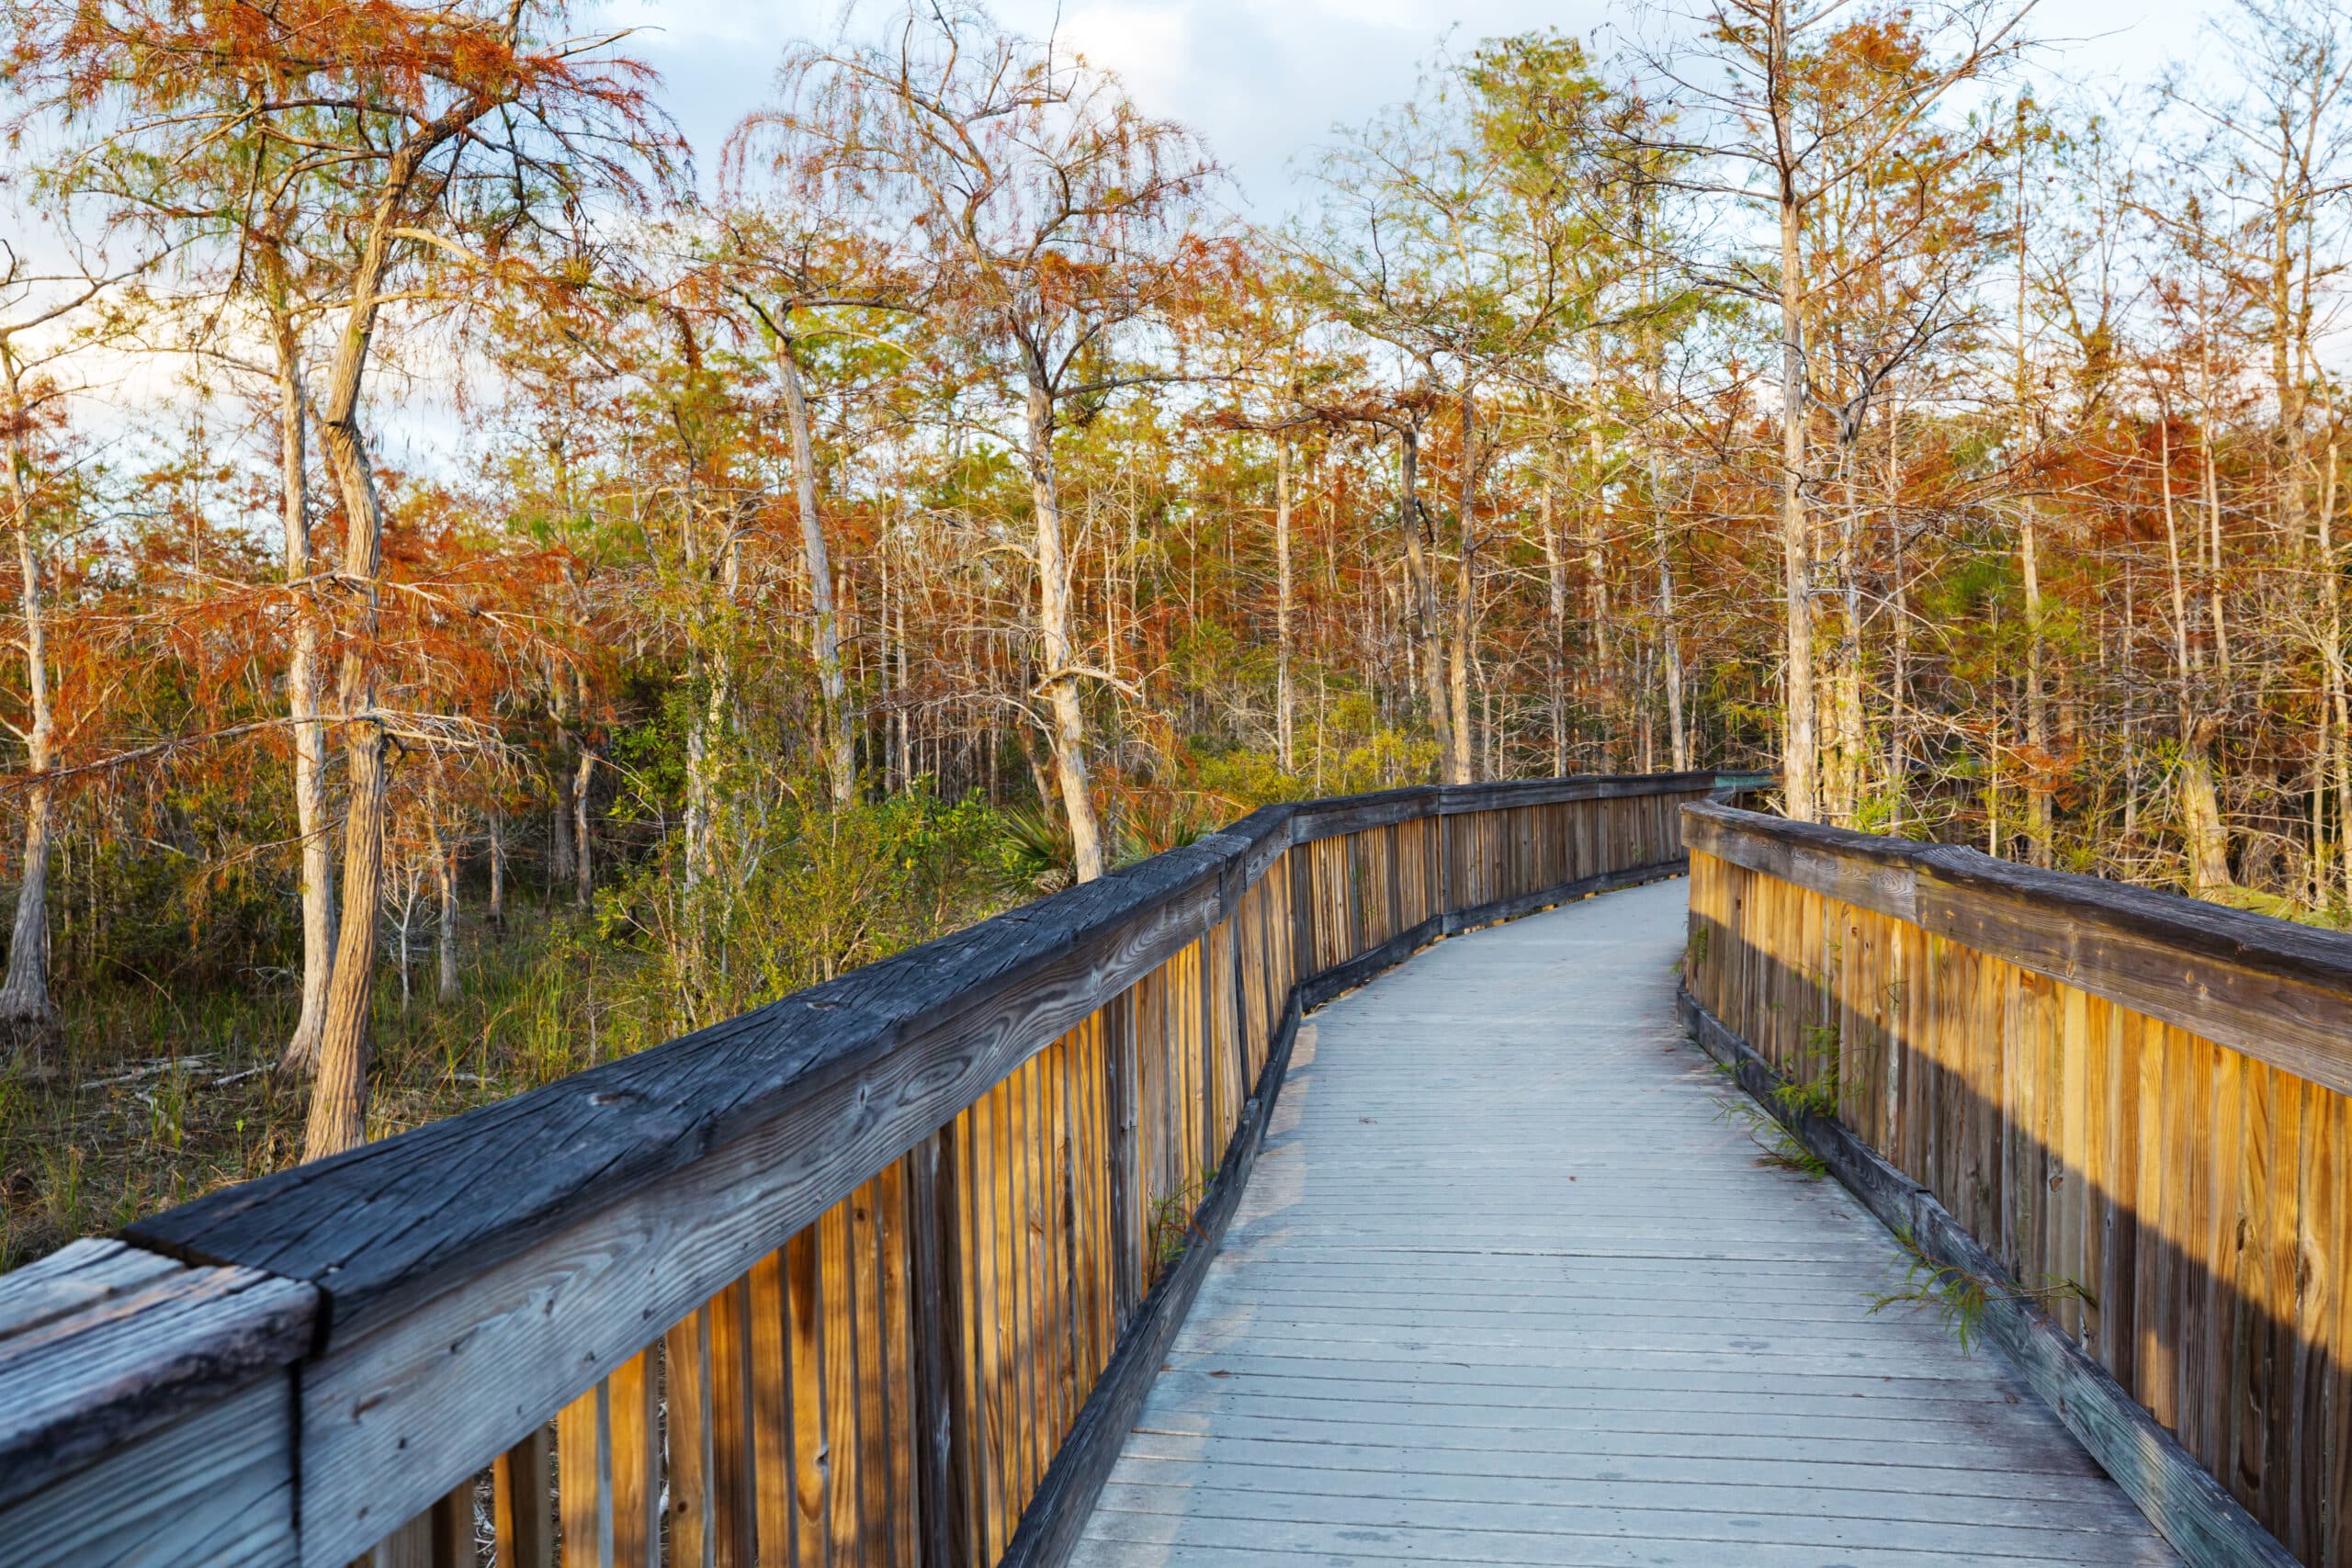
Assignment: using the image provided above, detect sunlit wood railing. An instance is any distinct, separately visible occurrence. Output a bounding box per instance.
[1682,804,2346,1568]
[0,772,1756,1568]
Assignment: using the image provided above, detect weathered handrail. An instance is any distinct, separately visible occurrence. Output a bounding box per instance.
[1681,804,2346,1568]
[0,771,1759,1568]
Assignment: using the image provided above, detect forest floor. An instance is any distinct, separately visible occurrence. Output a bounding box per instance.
[0,897,635,1270]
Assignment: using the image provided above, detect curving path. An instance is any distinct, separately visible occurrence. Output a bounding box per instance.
[1073,875,2181,1567]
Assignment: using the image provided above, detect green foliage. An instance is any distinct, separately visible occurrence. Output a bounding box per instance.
[1771,1018,1844,1122]
[1708,1066,1829,1179]
[1149,1165,1218,1269]
[601,781,1006,1046]
[993,801,1076,897]
[1868,1226,2091,1354]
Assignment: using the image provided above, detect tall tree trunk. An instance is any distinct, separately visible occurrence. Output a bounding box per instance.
[548,662,575,885]
[2158,414,2232,896]
[1448,386,1477,784]
[430,804,458,1004]
[1656,491,1688,773]
[1393,421,1455,779]
[0,353,54,1038]
[775,331,854,806]
[1275,433,1295,772]
[2013,151,2052,866]
[572,669,594,908]
[268,275,336,1072]
[1023,380,1106,881]
[1584,415,1611,767]
[486,809,506,936]
[1887,400,1909,832]
[307,137,448,1160]
[1771,15,1819,822]
[2321,445,2349,903]
[1640,266,1688,773]
[2019,502,2052,865]
[1541,470,1568,775]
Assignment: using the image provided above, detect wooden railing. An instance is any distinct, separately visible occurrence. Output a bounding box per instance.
[1681,804,2351,1568]
[0,772,1757,1568]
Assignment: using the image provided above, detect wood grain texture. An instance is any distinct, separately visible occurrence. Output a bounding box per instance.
[1680,983,2291,1568]
[1683,830,2344,1568]
[0,1238,314,1510]
[1684,804,2352,1094]
[0,1370,298,1568]
[996,1010,1308,1568]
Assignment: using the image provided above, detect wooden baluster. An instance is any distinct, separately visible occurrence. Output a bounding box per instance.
[557,1377,605,1568]
[662,1309,712,1568]
[709,1277,760,1568]
[878,1156,919,1568]
[747,1249,795,1565]
[1104,991,1140,1330]
[494,1427,556,1568]
[849,1179,888,1562]
[373,1482,473,1568]
[786,1223,831,1563]
[608,1350,658,1568]
[909,1127,971,1568]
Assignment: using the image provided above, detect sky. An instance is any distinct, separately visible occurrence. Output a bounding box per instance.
[609,0,2226,219]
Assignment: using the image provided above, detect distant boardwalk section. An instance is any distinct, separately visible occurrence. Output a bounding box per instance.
[1075,879,2181,1566]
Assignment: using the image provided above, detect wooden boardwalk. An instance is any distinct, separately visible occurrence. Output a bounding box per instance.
[1074,876,2181,1567]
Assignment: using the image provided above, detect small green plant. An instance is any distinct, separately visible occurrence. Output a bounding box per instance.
[1868,1227,2091,1352]
[1148,1165,1218,1269]
[1771,1019,1842,1122]
[993,802,1077,897]
[1684,922,1710,971]
[1710,1087,1828,1179]
[146,1062,193,1152]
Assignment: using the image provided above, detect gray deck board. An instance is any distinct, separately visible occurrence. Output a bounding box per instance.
[1074,876,2180,1566]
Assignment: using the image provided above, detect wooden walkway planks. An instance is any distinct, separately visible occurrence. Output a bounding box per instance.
[1073,877,2181,1567]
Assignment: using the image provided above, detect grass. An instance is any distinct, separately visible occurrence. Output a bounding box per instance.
[0,896,639,1271]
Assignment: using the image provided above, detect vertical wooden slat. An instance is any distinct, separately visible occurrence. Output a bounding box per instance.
[663,1308,712,1568]
[749,1251,795,1568]
[909,1126,970,1568]
[787,1224,830,1567]
[878,1156,917,1568]
[822,1201,861,1559]
[557,1378,605,1568]
[2323,1087,2352,1568]
[607,1349,657,1568]
[851,1177,890,1562]
[2146,1021,2186,1434]
[1000,1062,1037,1511]
[2191,1043,2229,1476]
[377,1484,474,1568]
[495,1427,556,1568]
[708,1276,759,1568]
[2259,1066,2298,1533]
[2224,1055,2278,1519]
[972,1085,1010,1562]
[2103,1004,2142,1397]
[953,1105,990,1568]
[2285,1077,2333,1562]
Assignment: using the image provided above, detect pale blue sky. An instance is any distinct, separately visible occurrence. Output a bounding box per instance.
[608,0,2222,215]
